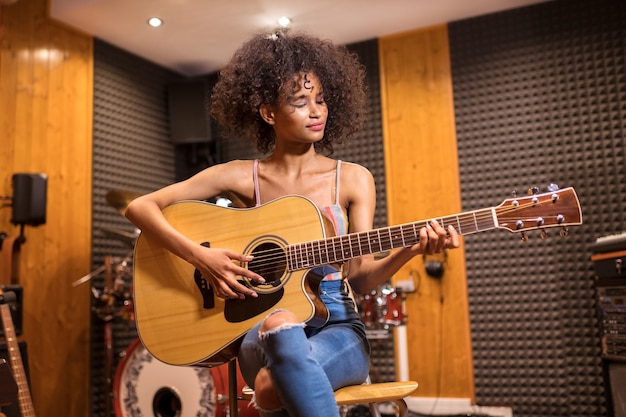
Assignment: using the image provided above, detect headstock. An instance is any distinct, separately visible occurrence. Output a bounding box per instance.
[495,185,582,239]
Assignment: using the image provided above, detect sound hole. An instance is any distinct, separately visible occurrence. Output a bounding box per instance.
[153,387,181,417]
[248,241,287,287]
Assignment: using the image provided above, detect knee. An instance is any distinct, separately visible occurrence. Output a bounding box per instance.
[260,310,299,333]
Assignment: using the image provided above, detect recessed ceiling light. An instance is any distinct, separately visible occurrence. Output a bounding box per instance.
[147,17,163,28]
[277,16,291,27]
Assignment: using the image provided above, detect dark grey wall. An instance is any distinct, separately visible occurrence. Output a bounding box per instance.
[450,0,625,416]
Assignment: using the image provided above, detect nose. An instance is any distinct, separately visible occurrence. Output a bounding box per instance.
[309,103,323,118]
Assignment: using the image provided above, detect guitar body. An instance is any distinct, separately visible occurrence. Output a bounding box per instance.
[134,196,332,366]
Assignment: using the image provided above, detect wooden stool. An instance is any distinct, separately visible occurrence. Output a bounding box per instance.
[334,380,418,417]
[236,364,418,417]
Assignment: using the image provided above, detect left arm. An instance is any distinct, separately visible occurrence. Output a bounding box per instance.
[341,163,459,294]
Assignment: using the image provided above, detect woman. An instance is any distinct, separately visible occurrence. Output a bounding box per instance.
[125,29,459,417]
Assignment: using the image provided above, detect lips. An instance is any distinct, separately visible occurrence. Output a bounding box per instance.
[308,122,325,131]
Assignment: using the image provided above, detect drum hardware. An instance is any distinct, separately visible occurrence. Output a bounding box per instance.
[73,254,135,322]
[92,255,134,323]
[99,226,140,248]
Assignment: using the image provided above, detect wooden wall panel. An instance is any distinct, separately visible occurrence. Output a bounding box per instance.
[379,25,475,400]
[0,1,93,416]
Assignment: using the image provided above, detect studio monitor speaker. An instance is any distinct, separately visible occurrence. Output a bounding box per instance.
[11,173,47,226]
[167,81,212,144]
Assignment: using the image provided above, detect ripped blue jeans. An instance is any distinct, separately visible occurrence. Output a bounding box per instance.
[238,278,370,417]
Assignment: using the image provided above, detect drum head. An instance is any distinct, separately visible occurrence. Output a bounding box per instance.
[114,339,217,417]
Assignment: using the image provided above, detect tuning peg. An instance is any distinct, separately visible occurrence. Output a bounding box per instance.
[527,187,540,195]
[512,190,518,198]
[520,232,528,242]
[547,183,559,192]
[559,228,570,237]
[539,230,549,239]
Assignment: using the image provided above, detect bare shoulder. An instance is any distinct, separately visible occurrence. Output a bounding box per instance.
[339,161,375,186]
[196,159,253,182]
[338,161,376,205]
[185,159,255,204]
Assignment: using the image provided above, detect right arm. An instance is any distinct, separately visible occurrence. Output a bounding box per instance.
[125,160,265,299]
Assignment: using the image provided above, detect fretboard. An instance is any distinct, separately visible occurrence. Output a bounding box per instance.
[288,207,497,270]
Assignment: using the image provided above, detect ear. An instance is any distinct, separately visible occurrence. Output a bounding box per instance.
[259,105,275,125]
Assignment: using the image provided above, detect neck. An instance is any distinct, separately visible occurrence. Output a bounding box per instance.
[265,147,320,174]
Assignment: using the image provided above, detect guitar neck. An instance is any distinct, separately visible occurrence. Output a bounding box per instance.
[288,207,496,270]
[0,304,35,417]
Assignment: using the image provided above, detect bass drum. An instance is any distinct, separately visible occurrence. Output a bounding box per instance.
[114,339,258,417]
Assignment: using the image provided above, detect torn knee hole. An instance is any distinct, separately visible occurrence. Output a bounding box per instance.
[258,310,304,337]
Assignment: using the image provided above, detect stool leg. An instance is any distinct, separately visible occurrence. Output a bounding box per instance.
[229,359,238,417]
[395,399,409,417]
[368,402,382,417]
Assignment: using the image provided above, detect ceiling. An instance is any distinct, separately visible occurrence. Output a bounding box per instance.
[48,0,548,77]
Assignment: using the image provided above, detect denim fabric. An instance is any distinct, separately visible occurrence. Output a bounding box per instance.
[238,279,370,417]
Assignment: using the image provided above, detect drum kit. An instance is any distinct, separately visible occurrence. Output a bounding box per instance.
[357,282,407,339]
[73,190,257,417]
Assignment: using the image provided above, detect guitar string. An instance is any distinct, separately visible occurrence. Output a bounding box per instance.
[242,196,569,277]
[246,197,568,276]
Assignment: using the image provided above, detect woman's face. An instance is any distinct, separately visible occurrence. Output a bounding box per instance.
[263,72,328,146]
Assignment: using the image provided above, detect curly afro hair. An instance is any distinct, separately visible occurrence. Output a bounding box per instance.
[209,29,368,155]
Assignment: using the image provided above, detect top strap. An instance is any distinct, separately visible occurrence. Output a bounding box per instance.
[253,159,261,207]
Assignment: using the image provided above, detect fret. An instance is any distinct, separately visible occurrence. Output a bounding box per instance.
[295,243,304,269]
[309,242,317,266]
[456,215,462,234]
[319,240,328,265]
[291,245,298,270]
[308,241,316,267]
[382,228,389,251]
[356,233,364,257]
[357,234,363,256]
[345,234,353,259]
[304,242,313,267]
[391,226,403,249]
[287,246,293,270]
[330,236,341,264]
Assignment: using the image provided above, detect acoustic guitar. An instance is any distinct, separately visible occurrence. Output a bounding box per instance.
[0,291,35,417]
[133,187,582,366]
